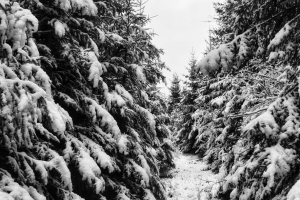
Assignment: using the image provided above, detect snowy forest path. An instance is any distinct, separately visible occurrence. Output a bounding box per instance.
[162,153,220,200]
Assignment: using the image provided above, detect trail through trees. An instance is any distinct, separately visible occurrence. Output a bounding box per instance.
[162,153,220,200]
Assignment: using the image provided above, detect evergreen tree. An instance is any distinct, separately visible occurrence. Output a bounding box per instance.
[168,73,181,113]
[176,52,199,152]
[186,52,198,97]
[0,1,174,200]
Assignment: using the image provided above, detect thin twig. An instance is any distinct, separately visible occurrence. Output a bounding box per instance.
[227,107,268,119]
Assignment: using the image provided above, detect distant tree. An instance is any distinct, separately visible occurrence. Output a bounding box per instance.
[186,51,198,97]
[168,73,181,113]
[175,52,200,152]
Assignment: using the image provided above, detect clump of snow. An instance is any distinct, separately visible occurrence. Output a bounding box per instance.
[243,110,279,138]
[96,28,106,42]
[77,149,101,180]
[54,0,71,12]
[268,22,293,50]
[262,145,296,189]
[144,189,156,200]
[47,149,72,191]
[17,89,29,112]
[136,105,156,134]
[211,96,226,107]
[76,148,105,194]
[54,0,98,16]
[268,51,279,62]
[215,125,229,143]
[2,43,12,59]
[129,128,141,142]
[105,91,126,110]
[106,33,124,43]
[6,2,38,50]
[130,64,146,83]
[280,96,299,139]
[239,188,252,200]
[211,183,221,199]
[86,97,121,139]
[88,60,104,88]
[28,38,39,58]
[126,160,149,187]
[230,188,238,199]
[84,51,107,88]
[195,32,252,75]
[102,81,108,93]
[196,43,234,75]
[223,97,236,115]
[35,123,59,142]
[46,100,73,134]
[146,147,157,157]
[115,84,133,105]
[32,64,52,98]
[0,0,9,9]
[141,90,149,102]
[118,135,129,155]
[81,135,116,173]
[138,155,151,175]
[287,180,300,200]
[63,139,73,163]
[27,186,46,200]
[0,171,43,200]
[20,63,52,98]
[50,19,69,37]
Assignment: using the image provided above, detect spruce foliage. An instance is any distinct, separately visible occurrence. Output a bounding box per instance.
[168,73,181,114]
[175,53,199,153]
[0,1,174,200]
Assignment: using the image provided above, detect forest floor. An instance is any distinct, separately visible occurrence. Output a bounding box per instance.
[162,152,221,200]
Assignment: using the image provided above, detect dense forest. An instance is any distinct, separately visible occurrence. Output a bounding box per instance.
[171,0,300,199]
[1,0,300,200]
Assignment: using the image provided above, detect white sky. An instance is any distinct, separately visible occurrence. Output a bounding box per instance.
[143,0,222,89]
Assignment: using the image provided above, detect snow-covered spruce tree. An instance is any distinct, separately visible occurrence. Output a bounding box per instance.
[168,73,181,114]
[147,85,174,177]
[175,53,199,153]
[0,0,174,199]
[177,0,300,199]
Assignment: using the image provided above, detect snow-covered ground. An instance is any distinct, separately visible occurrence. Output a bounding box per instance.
[162,152,221,200]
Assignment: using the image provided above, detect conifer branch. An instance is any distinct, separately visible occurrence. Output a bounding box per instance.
[227,107,268,119]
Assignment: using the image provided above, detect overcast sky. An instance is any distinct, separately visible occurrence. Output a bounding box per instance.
[144,0,222,89]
